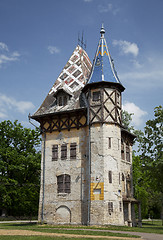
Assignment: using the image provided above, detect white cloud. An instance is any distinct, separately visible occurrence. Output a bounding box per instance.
[123,102,147,127]
[84,0,92,2]
[120,69,163,88]
[113,40,139,57]
[0,42,20,67]
[130,59,142,68]
[0,93,35,119]
[98,3,112,13]
[47,46,60,54]
[98,3,119,15]
[0,112,8,118]
[0,42,9,51]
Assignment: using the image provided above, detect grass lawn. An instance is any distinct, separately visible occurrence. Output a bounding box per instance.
[0,222,139,240]
[0,220,162,239]
[35,219,163,234]
[0,237,118,240]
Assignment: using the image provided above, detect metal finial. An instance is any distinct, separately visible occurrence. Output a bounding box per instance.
[100,23,105,38]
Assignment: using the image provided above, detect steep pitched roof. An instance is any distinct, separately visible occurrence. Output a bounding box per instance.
[87,25,123,87]
[32,45,92,117]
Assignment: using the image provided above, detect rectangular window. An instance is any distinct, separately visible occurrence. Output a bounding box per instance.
[92,91,100,101]
[119,201,122,212]
[108,202,113,214]
[108,171,112,183]
[126,143,130,162]
[52,144,58,161]
[121,139,125,160]
[70,142,77,159]
[61,144,67,160]
[57,174,71,193]
[108,137,111,149]
[118,139,120,150]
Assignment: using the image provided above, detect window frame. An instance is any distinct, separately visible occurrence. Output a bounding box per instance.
[119,201,122,212]
[108,137,111,149]
[126,142,130,162]
[70,142,77,159]
[108,171,112,183]
[108,202,113,214]
[121,139,125,160]
[52,144,58,161]
[92,91,100,101]
[57,174,71,193]
[61,144,67,160]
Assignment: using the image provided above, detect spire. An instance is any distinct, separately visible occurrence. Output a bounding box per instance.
[87,25,123,87]
[100,23,105,38]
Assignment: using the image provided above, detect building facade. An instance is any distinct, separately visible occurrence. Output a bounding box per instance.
[31,26,141,226]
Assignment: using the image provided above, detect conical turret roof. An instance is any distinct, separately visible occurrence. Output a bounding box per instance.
[87,25,124,88]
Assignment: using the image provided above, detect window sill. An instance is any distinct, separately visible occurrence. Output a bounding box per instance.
[121,160,131,165]
[57,193,69,197]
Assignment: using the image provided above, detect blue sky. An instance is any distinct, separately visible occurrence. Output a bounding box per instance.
[0,0,162,130]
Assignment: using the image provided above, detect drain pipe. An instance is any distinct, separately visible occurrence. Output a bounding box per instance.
[82,93,91,225]
[41,130,46,224]
[87,114,91,226]
[28,114,46,224]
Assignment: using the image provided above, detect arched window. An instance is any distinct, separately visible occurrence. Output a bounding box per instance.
[126,142,130,162]
[57,174,71,193]
[121,139,125,160]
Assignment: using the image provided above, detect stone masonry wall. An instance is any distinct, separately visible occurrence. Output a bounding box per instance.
[38,127,89,224]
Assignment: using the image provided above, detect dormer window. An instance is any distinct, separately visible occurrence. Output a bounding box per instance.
[58,95,68,106]
[53,88,72,107]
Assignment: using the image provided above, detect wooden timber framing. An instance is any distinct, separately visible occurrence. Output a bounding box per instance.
[31,109,87,133]
[85,84,122,126]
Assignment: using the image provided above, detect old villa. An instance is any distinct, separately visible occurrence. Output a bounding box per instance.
[31,26,141,226]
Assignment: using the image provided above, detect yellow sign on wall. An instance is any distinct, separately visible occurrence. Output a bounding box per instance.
[90,182,104,200]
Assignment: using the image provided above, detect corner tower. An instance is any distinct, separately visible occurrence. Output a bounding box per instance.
[82,26,135,226]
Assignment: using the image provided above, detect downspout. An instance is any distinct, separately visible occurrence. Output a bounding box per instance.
[82,93,91,225]
[28,114,45,223]
[41,130,46,224]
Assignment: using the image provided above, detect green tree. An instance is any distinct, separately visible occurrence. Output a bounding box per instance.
[122,107,163,219]
[122,110,133,130]
[138,106,163,219]
[0,120,41,217]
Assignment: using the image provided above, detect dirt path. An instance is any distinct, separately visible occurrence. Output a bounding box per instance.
[0,229,142,239]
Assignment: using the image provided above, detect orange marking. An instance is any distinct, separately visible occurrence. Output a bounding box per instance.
[97,51,108,56]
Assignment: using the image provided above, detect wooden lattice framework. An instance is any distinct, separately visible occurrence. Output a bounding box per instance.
[32,109,87,133]
[83,82,124,126]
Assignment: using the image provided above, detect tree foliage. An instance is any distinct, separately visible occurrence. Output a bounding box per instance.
[137,106,163,218]
[123,106,163,218]
[0,120,41,217]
